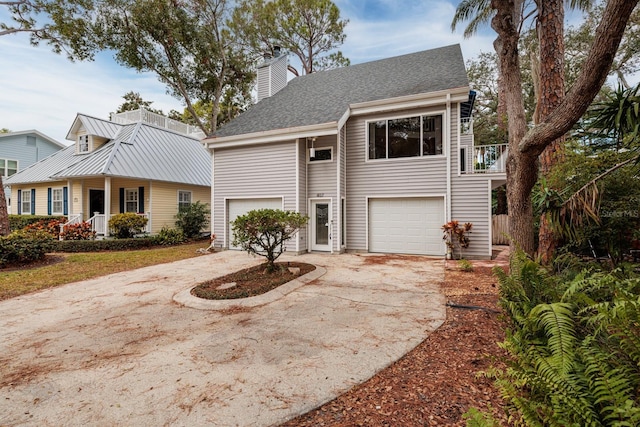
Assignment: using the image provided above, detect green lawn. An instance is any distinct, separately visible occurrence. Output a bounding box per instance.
[0,241,208,301]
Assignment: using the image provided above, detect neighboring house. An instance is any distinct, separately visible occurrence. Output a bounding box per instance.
[204,44,507,259]
[6,111,211,237]
[0,130,66,213]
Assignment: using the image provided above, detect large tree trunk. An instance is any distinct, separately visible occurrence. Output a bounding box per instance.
[492,0,532,254]
[492,0,637,256]
[0,176,9,236]
[536,0,566,263]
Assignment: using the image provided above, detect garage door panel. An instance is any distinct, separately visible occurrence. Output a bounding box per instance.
[368,198,444,256]
[228,198,282,250]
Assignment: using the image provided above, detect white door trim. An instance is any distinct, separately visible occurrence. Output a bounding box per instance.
[309,198,332,252]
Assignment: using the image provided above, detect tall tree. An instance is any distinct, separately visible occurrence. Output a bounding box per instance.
[115,91,163,115]
[93,0,253,134]
[491,0,638,255]
[0,0,97,60]
[229,0,349,76]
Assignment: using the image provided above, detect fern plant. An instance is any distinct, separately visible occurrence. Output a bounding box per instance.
[492,251,640,426]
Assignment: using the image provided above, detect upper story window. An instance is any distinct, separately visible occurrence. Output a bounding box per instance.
[125,188,138,213]
[368,114,443,160]
[178,190,192,211]
[78,135,89,153]
[309,147,332,162]
[0,159,18,177]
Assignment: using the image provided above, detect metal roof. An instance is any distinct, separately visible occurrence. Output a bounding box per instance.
[65,114,122,141]
[7,115,211,187]
[214,44,469,138]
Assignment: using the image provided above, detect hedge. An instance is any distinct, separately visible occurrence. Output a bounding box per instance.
[52,237,159,253]
[9,215,66,232]
[0,231,55,267]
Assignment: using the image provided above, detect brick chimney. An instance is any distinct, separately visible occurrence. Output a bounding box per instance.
[256,46,288,102]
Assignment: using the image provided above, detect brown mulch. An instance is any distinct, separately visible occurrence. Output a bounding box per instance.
[280,261,510,427]
[191,261,316,300]
[0,254,67,272]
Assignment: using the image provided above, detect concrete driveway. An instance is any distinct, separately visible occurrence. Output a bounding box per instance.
[0,251,445,427]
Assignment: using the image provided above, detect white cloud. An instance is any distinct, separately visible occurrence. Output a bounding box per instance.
[0,37,182,145]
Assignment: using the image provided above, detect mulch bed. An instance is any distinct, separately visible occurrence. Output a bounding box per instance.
[192,261,316,300]
[280,263,510,426]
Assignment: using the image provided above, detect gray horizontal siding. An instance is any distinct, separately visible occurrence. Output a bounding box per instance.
[346,107,449,252]
[213,141,298,250]
[450,176,491,258]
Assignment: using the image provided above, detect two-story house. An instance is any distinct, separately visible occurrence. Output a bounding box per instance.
[6,111,211,237]
[1,130,66,213]
[203,44,507,259]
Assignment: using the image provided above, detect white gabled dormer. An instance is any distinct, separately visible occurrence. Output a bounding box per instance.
[66,113,123,155]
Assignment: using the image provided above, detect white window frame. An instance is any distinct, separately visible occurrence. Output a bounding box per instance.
[365,112,445,161]
[21,190,32,215]
[125,188,138,213]
[308,146,333,163]
[78,134,89,153]
[178,190,192,211]
[52,188,64,215]
[0,158,18,177]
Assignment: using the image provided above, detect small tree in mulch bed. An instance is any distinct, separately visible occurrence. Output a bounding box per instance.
[231,209,308,272]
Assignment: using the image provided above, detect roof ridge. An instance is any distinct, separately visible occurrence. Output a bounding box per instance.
[101,122,143,175]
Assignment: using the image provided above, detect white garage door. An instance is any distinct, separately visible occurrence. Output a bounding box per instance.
[368,197,445,255]
[227,198,282,249]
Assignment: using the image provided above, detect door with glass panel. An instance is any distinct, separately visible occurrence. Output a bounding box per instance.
[311,200,331,251]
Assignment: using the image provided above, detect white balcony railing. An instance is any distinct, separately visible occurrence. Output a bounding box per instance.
[110,108,206,139]
[473,143,508,174]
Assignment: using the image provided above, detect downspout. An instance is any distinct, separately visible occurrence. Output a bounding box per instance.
[295,139,300,253]
[335,128,341,254]
[446,93,452,223]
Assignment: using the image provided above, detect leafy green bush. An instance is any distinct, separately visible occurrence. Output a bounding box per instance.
[152,226,185,245]
[108,213,148,238]
[9,215,66,232]
[489,250,640,426]
[231,209,308,271]
[0,230,55,267]
[60,222,96,240]
[457,259,474,272]
[52,237,158,252]
[175,201,210,238]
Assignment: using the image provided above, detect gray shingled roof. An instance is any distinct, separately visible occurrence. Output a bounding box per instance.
[215,44,468,137]
[7,116,211,187]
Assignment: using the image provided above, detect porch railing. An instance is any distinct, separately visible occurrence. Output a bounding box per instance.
[89,212,151,236]
[473,143,508,174]
[59,213,83,240]
[110,108,206,139]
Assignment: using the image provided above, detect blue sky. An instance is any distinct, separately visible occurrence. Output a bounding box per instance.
[0,0,573,144]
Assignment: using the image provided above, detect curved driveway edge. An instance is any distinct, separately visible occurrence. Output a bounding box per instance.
[174,265,327,310]
[0,251,446,427]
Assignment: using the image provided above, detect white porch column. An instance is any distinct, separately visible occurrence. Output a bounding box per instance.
[67,179,73,217]
[104,176,111,237]
[148,180,152,233]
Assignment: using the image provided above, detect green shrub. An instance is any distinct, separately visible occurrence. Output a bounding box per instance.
[9,215,65,232]
[152,226,185,245]
[492,250,640,426]
[60,222,96,240]
[231,209,308,271]
[175,201,210,238]
[0,230,55,267]
[457,259,474,272]
[108,213,148,238]
[52,237,158,252]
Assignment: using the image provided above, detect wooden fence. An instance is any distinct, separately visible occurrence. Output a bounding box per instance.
[492,214,509,245]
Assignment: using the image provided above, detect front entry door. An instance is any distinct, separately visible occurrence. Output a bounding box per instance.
[311,200,331,251]
[89,189,105,215]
